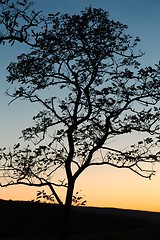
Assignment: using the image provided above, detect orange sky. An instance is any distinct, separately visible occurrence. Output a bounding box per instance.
[1,164,160,212]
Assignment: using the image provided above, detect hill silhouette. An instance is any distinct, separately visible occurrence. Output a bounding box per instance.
[0,199,160,239]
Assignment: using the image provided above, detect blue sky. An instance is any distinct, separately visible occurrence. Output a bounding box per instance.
[0,0,160,210]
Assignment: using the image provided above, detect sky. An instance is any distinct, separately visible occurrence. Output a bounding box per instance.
[0,0,160,212]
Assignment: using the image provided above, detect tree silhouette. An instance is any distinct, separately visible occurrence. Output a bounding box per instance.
[0,6,160,240]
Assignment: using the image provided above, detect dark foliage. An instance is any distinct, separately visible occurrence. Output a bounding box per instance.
[0,0,43,46]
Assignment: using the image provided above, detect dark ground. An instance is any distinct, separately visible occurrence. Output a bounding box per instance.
[0,199,160,239]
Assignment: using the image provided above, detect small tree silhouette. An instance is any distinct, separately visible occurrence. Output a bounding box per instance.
[72,191,87,207]
[34,189,86,206]
[35,190,55,203]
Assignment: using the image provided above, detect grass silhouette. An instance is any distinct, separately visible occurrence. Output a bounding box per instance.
[0,199,160,239]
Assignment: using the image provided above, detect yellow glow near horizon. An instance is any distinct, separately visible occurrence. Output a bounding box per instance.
[1,164,160,212]
[75,165,160,212]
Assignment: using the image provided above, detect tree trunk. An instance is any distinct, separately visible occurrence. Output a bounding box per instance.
[58,181,74,240]
[58,205,71,240]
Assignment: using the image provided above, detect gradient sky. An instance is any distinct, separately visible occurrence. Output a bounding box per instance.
[0,0,160,212]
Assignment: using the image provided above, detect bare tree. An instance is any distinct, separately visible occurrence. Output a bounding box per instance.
[0,6,160,239]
